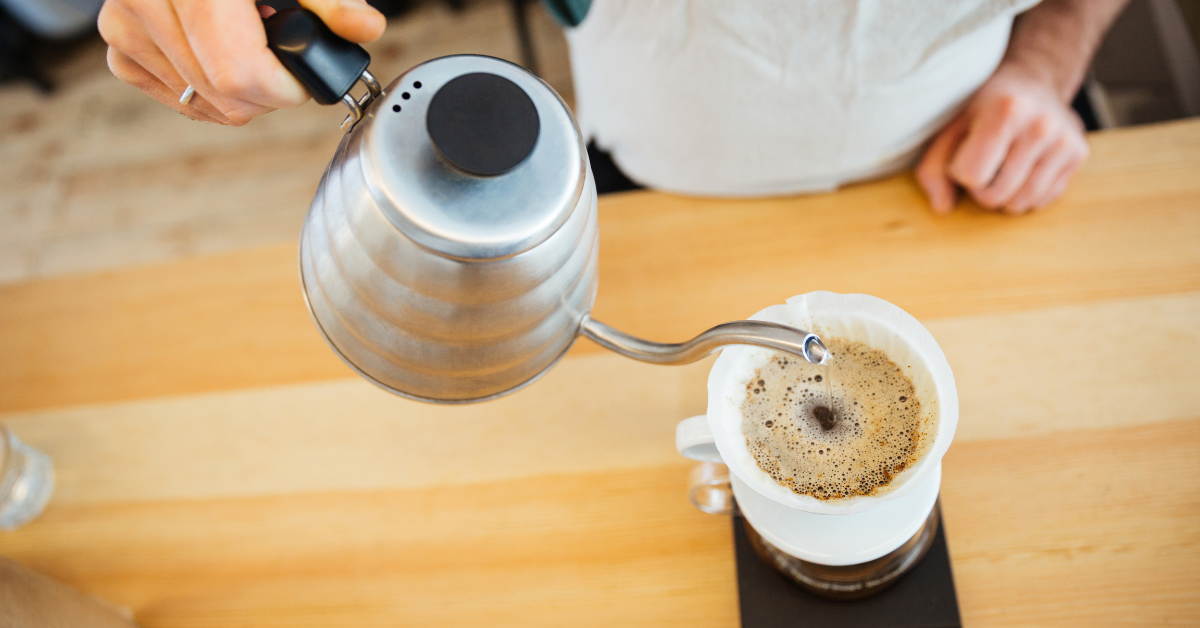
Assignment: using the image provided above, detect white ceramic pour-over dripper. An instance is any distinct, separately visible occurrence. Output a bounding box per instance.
[676,291,958,565]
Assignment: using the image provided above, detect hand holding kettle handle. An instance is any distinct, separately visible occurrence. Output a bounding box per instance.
[262,5,382,130]
[579,316,829,366]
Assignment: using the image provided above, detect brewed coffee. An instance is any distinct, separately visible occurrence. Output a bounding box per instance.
[740,337,933,501]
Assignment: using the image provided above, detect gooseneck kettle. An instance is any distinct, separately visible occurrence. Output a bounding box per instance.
[263,8,828,403]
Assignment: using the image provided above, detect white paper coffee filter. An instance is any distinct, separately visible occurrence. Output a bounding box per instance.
[707,291,958,515]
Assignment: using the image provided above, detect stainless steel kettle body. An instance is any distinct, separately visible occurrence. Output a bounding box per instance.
[300,56,598,402]
[298,54,827,403]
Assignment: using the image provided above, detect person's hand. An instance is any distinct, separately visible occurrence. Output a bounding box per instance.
[916,63,1090,215]
[99,0,386,126]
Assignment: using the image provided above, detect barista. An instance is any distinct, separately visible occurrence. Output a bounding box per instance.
[97,0,1128,214]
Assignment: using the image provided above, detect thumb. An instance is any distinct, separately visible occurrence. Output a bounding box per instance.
[298,0,387,43]
[915,115,969,215]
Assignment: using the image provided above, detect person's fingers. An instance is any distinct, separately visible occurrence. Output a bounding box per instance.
[948,95,1033,191]
[98,0,381,124]
[108,0,276,124]
[99,4,233,123]
[102,0,262,123]
[1031,151,1085,211]
[161,0,300,120]
[1002,137,1078,214]
[106,47,226,124]
[1017,130,1087,213]
[970,114,1058,209]
[299,0,387,43]
[1034,167,1075,212]
[915,115,969,215]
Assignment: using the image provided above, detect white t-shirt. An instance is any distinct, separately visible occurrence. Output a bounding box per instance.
[566,0,1041,196]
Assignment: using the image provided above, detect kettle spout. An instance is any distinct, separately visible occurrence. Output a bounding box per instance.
[579,316,828,366]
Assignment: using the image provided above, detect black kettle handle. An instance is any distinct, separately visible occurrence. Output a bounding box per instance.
[261,2,380,128]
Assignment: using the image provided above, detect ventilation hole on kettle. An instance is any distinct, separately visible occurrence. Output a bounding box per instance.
[402,92,411,100]
[392,104,401,112]
[413,81,422,89]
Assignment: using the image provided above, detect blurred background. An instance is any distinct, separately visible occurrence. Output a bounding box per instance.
[0,0,1196,286]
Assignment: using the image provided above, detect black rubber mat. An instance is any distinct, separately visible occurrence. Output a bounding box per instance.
[734,506,961,628]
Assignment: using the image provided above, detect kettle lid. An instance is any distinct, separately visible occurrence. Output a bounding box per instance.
[426,72,540,177]
[357,55,585,261]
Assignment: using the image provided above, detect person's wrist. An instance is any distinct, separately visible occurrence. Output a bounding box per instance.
[990,56,1074,104]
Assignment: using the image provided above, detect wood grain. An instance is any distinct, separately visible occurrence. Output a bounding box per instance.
[3,355,712,505]
[0,0,573,284]
[590,119,1200,339]
[2,120,1199,413]
[943,418,1200,627]
[0,418,1194,627]
[1,464,740,628]
[2,104,1198,627]
[0,245,340,413]
[2,292,1196,506]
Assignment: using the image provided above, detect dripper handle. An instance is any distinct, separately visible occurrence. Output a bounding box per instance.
[579,316,829,366]
[262,5,381,129]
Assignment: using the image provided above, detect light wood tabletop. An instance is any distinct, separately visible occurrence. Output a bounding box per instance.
[1,118,1198,627]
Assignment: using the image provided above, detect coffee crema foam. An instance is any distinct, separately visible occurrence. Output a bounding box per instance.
[740,337,932,501]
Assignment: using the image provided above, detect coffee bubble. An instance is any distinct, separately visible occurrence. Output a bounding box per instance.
[740,337,932,501]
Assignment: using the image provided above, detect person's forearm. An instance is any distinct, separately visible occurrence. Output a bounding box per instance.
[1000,0,1130,103]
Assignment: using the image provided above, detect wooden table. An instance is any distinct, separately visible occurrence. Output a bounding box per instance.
[1,119,1198,627]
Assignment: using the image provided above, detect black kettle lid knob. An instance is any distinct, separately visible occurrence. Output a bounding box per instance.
[425,72,541,177]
